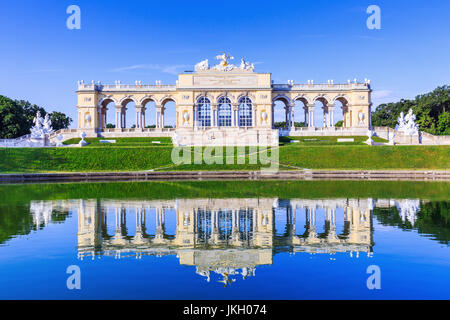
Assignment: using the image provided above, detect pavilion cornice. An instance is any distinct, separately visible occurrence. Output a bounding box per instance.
[272,83,371,92]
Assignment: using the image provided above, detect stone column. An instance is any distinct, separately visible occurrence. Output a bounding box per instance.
[290,105,295,129]
[328,104,335,127]
[142,107,146,129]
[155,106,162,129]
[234,105,239,127]
[307,104,315,128]
[304,107,308,127]
[252,106,256,127]
[115,107,121,129]
[212,104,218,127]
[136,105,144,130]
[193,105,197,129]
[121,108,127,129]
[135,112,139,129]
[97,109,102,131]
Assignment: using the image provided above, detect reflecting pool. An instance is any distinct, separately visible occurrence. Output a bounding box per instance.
[0,181,448,300]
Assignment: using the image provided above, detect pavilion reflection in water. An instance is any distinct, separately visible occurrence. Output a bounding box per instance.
[26,197,424,284]
[62,197,379,285]
[27,197,423,285]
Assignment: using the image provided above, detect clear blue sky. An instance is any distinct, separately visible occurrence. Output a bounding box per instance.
[0,0,449,127]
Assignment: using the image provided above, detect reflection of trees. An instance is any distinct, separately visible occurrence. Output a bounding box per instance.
[0,203,70,245]
[373,202,449,245]
[0,205,34,244]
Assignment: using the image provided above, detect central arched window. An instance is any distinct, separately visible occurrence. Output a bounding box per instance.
[218,97,232,127]
[197,97,211,127]
[239,97,253,127]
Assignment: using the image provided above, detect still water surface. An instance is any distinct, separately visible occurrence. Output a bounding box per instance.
[0,181,448,300]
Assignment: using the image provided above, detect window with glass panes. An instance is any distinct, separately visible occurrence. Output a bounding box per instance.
[197,97,211,127]
[239,97,253,127]
[218,97,232,127]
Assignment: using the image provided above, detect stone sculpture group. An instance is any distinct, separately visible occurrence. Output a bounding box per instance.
[396,109,419,136]
[195,52,255,72]
[30,111,54,142]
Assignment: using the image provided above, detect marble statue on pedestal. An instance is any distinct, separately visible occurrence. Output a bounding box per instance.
[395,109,419,136]
[30,112,54,146]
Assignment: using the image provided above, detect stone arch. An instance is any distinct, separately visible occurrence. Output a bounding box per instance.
[159,95,178,106]
[160,96,177,129]
[333,95,350,128]
[118,96,137,128]
[273,94,291,105]
[140,95,158,107]
[140,96,158,129]
[292,95,311,127]
[216,92,236,104]
[195,92,215,102]
[273,95,291,129]
[313,95,332,128]
[119,95,138,107]
[313,95,331,105]
[98,97,117,129]
[98,96,117,107]
[236,92,255,102]
[292,95,311,105]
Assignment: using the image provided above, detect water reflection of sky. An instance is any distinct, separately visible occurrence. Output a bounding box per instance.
[0,197,448,300]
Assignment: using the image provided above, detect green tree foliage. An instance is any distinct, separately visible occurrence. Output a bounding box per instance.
[274,122,305,128]
[50,112,72,131]
[372,85,450,135]
[0,95,72,138]
[0,96,28,138]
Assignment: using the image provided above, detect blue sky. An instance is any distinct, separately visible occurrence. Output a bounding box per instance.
[0,0,449,127]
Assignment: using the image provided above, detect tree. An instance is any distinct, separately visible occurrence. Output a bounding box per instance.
[0,94,73,138]
[437,112,450,135]
[372,85,450,135]
[0,96,28,138]
[50,112,72,131]
[16,100,46,131]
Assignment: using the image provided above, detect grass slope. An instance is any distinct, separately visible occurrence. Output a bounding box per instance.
[0,137,449,173]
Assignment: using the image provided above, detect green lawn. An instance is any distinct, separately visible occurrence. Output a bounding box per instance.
[63,137,173,147]
[280,136,388,146]
[0,136,449,173]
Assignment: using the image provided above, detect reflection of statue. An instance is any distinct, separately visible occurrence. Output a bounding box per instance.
[395,199,420,226]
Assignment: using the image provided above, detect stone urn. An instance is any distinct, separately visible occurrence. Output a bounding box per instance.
[56,134,64,147]
[261,111,268,125]
[358,112,365,126]
[84,114,92,128]
[79,132,88,147]
[365,130,374,145]
[183,112,190,126]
